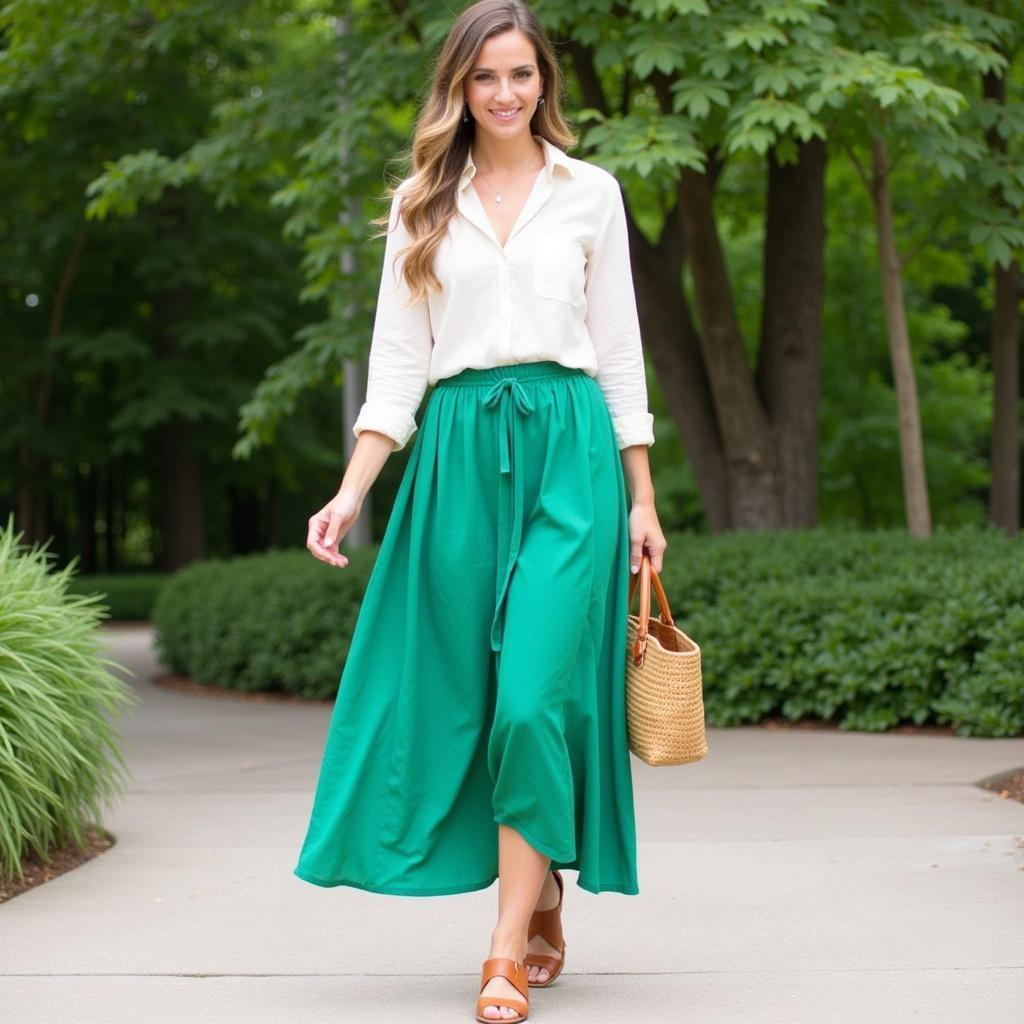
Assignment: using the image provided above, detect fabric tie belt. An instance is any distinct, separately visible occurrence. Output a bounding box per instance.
[482,377,536,653]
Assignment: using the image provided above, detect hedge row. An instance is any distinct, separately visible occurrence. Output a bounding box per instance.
[652,524,1023,736]
[153,524,1024,736]
[152,546,377,700]
[67,573,167,621]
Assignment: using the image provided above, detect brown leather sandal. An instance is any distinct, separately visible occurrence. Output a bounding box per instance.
[524,867,566,987]
[475,957,529,1022]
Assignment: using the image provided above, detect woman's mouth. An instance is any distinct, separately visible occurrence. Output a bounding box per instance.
[490,108,521,122]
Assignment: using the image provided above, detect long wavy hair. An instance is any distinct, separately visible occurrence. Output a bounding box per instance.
[370,0,577,305]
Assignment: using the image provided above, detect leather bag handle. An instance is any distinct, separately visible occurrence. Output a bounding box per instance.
[627,552,676,666]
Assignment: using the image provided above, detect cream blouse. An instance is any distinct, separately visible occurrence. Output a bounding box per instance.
[351,134,656,451]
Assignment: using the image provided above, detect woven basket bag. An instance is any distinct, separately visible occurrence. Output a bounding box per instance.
[625,553,707,766]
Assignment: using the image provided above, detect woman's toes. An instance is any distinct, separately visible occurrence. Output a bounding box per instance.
[525,961,551,983]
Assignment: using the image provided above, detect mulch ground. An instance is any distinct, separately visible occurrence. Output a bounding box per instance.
[0,824,115,904]
[4,673,1022,903]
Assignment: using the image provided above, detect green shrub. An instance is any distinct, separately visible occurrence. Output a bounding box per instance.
[0,515,137,882]
[153,524,1023,736]
[652,523,1024,737]
[152,546,378,700]
[66,573,168,621]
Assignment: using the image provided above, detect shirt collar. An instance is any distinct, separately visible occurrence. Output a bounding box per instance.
[459,134,574,188]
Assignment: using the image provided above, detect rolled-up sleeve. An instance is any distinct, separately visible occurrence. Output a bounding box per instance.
[352,186,433,451]
[583,177,655,449]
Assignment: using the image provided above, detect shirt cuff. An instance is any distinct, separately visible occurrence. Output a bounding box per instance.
[352,400,418,451]
[611,412,655,449]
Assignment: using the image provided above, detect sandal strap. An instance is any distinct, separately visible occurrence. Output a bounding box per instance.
[476,994,528,1018]
[523,950,563,973]
[479,956,529,1000]
[527,870,564,948]
[527,906,563,947]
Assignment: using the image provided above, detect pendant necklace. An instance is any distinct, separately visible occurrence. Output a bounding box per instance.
[477,145,543,204]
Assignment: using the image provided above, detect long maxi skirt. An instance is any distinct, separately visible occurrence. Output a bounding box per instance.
[293,359,639,896]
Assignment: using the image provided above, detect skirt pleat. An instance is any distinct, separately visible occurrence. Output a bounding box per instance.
[293,359,639,896]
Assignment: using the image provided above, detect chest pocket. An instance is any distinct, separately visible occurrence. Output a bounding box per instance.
[532,238,585,307]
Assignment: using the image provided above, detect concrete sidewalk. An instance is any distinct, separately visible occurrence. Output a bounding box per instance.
[1,624,1022,1023]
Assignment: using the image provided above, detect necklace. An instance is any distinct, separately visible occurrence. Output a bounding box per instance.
[475,145,543,204]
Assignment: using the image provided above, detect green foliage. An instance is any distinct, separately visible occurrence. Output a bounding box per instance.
[651,524,1024,736]
[0,514,136,882]
[65,573,169,620]
[152,526,1023,737]
[70,0,420,454]
[152,546,379,699]
[1,0,352,565]
[3,0,1023,563]
[811,156,997,528]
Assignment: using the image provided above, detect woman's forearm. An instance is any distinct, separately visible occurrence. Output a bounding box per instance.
[339,429,400,501]
[620,445,655,505]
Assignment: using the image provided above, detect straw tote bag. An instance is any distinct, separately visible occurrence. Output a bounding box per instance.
[625,553,708,766]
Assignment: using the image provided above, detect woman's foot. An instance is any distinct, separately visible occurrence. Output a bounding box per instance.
[525,870,563,984]
[479,936,528,1021]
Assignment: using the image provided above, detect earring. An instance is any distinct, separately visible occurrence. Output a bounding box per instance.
[462,105,469,123]
[538,95,544,104]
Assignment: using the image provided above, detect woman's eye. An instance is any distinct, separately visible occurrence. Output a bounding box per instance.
[474,71,532,80]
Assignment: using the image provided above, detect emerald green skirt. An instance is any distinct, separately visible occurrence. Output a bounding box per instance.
[293,360,639,896]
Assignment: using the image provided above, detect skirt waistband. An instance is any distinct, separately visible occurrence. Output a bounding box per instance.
[434,360,587,388]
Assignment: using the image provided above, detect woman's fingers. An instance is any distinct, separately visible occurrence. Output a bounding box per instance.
[629,532,645,575]
[323,506,343,549]
[644,538,665,573]
[307,501,350,568]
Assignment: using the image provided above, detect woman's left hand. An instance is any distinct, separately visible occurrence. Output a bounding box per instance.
[628,500,667,574]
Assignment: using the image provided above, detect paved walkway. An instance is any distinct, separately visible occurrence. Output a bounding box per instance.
[2,624,1023,1023]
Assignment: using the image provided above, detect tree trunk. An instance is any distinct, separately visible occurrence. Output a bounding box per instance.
[228,483,262,555]
[157,415,204,570]
[870,136,932,538]
[74,462,98,574]
[758,138,828,528]
[628,146,827,534]
[337,12,374,549]
[16,226,88,546]
[983,68,1021,536]
[152,188,205,571]
[268,478,281,548]
[628,202,732,531]
[989,258,1021,534]
[569,50,828,534]
[16,463,48,544]
[104,459,117,572]
[677,166,781,529]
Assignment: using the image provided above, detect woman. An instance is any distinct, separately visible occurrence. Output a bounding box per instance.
[294,1,667,1020]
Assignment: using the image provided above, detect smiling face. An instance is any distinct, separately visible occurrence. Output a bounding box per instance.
[463,28,544,141]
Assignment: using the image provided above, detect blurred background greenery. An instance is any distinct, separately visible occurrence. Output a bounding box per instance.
[5,0,1024,893]
[3,6,1024,887]
[4,0,1022,574]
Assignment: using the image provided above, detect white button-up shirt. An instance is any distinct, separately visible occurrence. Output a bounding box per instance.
[352,134,655,451]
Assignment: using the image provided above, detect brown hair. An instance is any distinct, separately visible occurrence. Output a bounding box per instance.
[371,0,577,304]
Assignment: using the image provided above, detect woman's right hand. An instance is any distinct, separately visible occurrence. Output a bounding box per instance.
[307,488,362,568]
